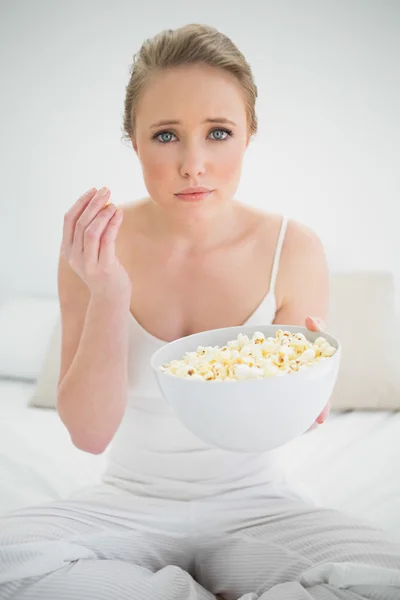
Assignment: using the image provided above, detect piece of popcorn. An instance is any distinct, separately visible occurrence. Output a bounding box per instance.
[300,348,316,361]
[272,350,290,367]
[321,344,336,357]
[280,345,296,359]
[240,345,254,357]
[291,337,308,351]
[236,333,250,349]
[262,360,280,377]
[295,332,307,341]
[252,331,266,344]
[261,340,279,354]
[234,364,264,380]
[212,363,229,380]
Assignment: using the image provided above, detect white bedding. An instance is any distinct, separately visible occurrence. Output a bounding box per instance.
[277,410,400,536]
[0,380,399,538]
[0,380,107,513]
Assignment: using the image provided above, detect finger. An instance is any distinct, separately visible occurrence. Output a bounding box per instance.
[98,208,124,267]
[316,412,328,425]
[61,187,97,255]
[305,316,326,332]
[316,401,331,424]
[73,187,111,254]
[83,204,117,270]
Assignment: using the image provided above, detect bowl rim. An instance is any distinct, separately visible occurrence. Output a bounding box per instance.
[150,323,341,383]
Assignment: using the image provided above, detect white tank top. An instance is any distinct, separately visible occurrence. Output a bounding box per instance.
[103,217,295,501]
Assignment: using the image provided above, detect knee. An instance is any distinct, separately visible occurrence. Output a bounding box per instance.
[155,564,189,580]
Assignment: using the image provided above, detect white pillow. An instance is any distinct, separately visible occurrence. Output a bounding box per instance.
[28,320,61,409]
[328,271,400,410]
[0,297,60,381]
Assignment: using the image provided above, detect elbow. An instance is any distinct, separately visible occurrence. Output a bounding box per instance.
[68,425,113,454]
[71,436,110,455]
[57,396,112,455]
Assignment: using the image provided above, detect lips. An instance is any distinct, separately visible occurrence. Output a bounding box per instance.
[176,187,212,195]
[175,191,212,202]
[174,187,213,202]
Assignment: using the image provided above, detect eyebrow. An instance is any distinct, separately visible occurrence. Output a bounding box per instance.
[150,118,237,128]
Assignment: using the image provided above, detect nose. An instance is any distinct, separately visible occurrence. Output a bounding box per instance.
[179,141,206,179]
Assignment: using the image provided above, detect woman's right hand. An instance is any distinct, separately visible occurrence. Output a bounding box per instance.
[61,187,132,297]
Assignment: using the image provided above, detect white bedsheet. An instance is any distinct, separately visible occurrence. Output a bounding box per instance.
[0,380,399,538]
[0,380,107,513]
[276,410,400,537]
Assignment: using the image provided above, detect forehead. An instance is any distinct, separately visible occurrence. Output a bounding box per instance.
[135,64,247,126]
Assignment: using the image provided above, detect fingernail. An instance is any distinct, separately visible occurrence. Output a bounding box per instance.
[98,186,109,196]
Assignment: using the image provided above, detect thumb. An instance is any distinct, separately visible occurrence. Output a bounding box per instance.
[305,316,326,332]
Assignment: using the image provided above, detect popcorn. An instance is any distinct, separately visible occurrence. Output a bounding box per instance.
[160,330,337,381]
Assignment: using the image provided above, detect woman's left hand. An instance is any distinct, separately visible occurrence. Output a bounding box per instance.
[305,316,331,427]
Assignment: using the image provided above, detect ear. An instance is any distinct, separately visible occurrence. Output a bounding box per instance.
[131,136,138,154]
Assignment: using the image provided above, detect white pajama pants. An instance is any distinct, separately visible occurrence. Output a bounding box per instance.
[1,483,400,599]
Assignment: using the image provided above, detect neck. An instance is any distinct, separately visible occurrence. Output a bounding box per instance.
[148,199,238,252]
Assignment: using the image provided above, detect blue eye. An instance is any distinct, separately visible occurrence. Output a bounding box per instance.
[155,131,176,143]
[210,128,232,141]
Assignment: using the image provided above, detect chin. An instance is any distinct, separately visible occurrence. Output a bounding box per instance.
[175,195,229,218]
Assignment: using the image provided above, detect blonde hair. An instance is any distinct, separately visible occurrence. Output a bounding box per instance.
[122,24,258,142]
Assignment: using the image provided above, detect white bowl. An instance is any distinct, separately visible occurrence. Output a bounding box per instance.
[150,325,341,453]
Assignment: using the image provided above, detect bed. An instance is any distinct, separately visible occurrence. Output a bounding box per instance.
[0,271,399,540]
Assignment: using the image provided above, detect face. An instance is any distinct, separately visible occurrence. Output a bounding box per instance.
[132,63,250,219]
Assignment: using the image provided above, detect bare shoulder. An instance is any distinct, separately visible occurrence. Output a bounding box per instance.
[236,202,323,249]
[236,202,323,251]
[277,219,326,286]
[232,203,323,260]
[277,217,329,316]
[284,217,324,253]
[234,203,328,314]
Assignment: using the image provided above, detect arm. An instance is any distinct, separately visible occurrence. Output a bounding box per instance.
[57,256,131,454]
[273,220,329,327]
[273,220,330,426]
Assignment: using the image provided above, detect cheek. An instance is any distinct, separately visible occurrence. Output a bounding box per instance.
[214,142,244,181]
[140,145,175,183]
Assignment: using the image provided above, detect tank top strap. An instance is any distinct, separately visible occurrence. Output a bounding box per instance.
[269,216,289,294]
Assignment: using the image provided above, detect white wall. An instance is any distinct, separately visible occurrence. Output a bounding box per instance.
[1,0,399,306]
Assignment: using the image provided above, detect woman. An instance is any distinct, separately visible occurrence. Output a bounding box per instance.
[1,23,399,600]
